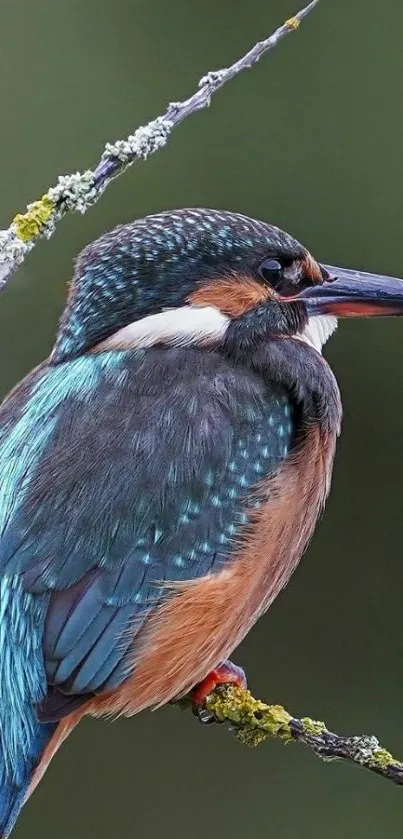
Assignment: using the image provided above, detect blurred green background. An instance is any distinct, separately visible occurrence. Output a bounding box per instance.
[1,0,403,836]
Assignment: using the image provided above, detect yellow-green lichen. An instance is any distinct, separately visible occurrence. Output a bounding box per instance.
[236,727,269,747]
[181,683,403,784]
[285,16,300,30]
[13,194,55,241]
[300,717,327,736]
[205,687,294,746]
[371,748,403,770]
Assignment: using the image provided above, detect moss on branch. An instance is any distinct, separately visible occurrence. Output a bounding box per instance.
[0,0,320,284]
[198,685,403,785]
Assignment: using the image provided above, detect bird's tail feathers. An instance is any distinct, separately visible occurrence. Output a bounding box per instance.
[0,721,57,838]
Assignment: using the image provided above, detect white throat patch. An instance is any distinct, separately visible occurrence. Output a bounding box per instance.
[94,306,338,355]
[296,315,338,354]
[95,305,230,351]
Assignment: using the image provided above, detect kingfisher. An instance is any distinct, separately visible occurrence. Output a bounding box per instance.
[1,207,403,836]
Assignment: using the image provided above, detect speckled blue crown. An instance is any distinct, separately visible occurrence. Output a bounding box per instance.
[52,208,303,362]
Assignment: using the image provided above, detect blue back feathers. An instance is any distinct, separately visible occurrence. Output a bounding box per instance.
[0,345,295,832]
[0,355,127,835]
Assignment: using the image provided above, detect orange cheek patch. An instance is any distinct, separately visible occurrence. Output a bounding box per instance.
[300,253,323,283]
[188,275,273,317]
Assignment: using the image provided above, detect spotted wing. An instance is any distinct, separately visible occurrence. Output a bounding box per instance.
[0,347,293,719]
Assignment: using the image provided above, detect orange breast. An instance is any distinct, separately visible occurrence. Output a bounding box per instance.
[28,422,337,801]
[84,423,336,720]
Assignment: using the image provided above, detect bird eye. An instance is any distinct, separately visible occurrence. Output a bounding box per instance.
[260,258,282,285]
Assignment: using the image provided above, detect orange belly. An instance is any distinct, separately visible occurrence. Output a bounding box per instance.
[29,423,336,801]
[86,422,336,718]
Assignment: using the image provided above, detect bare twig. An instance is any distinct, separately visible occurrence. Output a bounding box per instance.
[200,685,403,786]
[0,0,320,286]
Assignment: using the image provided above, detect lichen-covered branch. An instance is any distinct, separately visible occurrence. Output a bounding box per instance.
[0,0,320,287]
[200,685,403,786]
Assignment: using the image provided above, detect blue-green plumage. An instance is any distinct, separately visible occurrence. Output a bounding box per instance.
[0,208,348,837]
[0,341,296,834]
[1,348,294,710]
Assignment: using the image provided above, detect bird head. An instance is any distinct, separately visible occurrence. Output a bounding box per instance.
[51,208,403,363]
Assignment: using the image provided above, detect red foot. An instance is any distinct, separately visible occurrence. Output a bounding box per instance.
[191,660,247,708]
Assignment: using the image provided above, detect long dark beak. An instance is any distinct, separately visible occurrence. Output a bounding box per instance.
[300,264,403,317]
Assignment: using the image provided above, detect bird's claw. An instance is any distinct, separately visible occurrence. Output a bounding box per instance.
[191,659,247,724]
[192,704,219,725]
